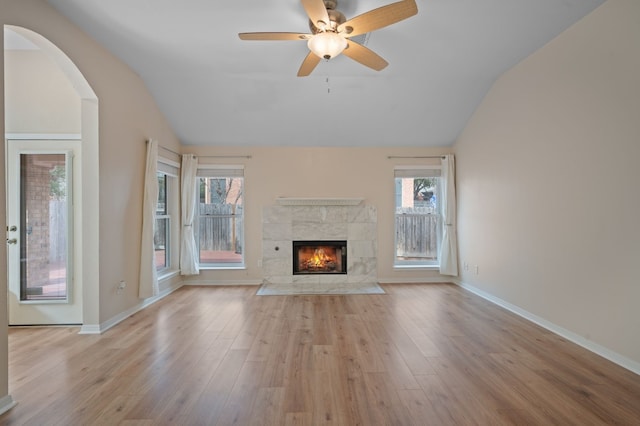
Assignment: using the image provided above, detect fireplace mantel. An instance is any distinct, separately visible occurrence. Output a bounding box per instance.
[275,197,363,206]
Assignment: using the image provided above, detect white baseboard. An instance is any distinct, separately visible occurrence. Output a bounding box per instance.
[0,394,17,416]
[182,279,262,286]
[454,279,640,376]
[378,277,453,284]
[78,324,101,334]
[78,282,183,335]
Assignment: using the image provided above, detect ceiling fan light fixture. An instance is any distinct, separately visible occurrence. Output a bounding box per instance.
[307,31,347,60]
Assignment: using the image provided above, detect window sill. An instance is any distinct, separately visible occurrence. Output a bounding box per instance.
[393,264,440,271]
[158,269,180,281]
[198,265,246,271]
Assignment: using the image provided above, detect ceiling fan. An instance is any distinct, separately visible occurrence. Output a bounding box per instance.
[238,0,418,77]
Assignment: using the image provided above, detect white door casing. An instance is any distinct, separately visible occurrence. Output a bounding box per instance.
[6,139,83,325]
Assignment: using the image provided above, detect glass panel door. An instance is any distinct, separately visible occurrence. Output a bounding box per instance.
[7,139,81,325]
[18,153,70,301]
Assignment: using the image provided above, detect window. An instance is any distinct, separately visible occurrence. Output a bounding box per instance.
[394,167,442,267]
[196,166,244,267]
[155,172,170,271]
[155,159,180,274]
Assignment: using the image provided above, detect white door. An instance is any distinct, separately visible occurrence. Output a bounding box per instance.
[6,139,82,325]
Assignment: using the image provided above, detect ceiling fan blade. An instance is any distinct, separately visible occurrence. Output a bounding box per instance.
[297,52,322,77]
[301,0,330,29]
[239,32,312,41]
[343,41,388,71]
[338,0,417,37]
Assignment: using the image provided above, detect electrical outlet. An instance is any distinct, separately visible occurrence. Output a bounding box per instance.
[463,262,469,271]
[474,265,479,275]
[117,280,126,294]
[257,259,262,267]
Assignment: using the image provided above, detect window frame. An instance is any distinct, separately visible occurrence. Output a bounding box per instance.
[393,166,443,269]
[156,158,180,278]
[196,165,245,269]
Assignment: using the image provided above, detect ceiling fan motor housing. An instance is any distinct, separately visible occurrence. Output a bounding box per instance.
[309,1,346,34]
[324,0,337,9]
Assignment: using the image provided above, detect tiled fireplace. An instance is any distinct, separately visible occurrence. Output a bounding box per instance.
[260,198,382,294]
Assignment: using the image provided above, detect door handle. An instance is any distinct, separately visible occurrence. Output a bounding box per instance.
[7,226,17,232]
[7,238,17,245]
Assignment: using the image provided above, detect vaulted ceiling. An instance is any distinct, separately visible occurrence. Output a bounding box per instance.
[44,0,603,147]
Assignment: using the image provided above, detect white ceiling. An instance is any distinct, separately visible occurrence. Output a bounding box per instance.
[43,0,603,147]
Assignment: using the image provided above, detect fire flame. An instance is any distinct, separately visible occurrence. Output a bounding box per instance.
[310,248,329,266]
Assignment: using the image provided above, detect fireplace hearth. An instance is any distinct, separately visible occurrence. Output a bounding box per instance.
[293,240,347,275]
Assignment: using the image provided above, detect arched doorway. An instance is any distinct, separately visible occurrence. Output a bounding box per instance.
[4,26,99,327]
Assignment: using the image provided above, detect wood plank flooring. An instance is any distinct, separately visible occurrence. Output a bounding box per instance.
[1,283,639,425]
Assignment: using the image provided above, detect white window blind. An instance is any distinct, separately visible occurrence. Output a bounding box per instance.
[394,166,441,178]
[158,157,180,177]
[197,165,244,178]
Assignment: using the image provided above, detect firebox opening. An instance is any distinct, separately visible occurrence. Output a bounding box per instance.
[293,240,347,275]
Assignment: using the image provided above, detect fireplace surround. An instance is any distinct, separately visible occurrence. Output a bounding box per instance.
[259,198,382,294]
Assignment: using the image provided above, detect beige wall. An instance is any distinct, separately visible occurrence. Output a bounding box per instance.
[182,146,452,285]
[455,0,640,366]
[5,50,80,134]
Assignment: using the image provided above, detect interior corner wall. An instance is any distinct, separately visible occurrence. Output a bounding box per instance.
[0,21,9,406]
[1,0,183,327]
[454,0,640,367]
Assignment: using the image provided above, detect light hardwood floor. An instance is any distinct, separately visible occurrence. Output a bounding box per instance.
[1,283,639,425]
